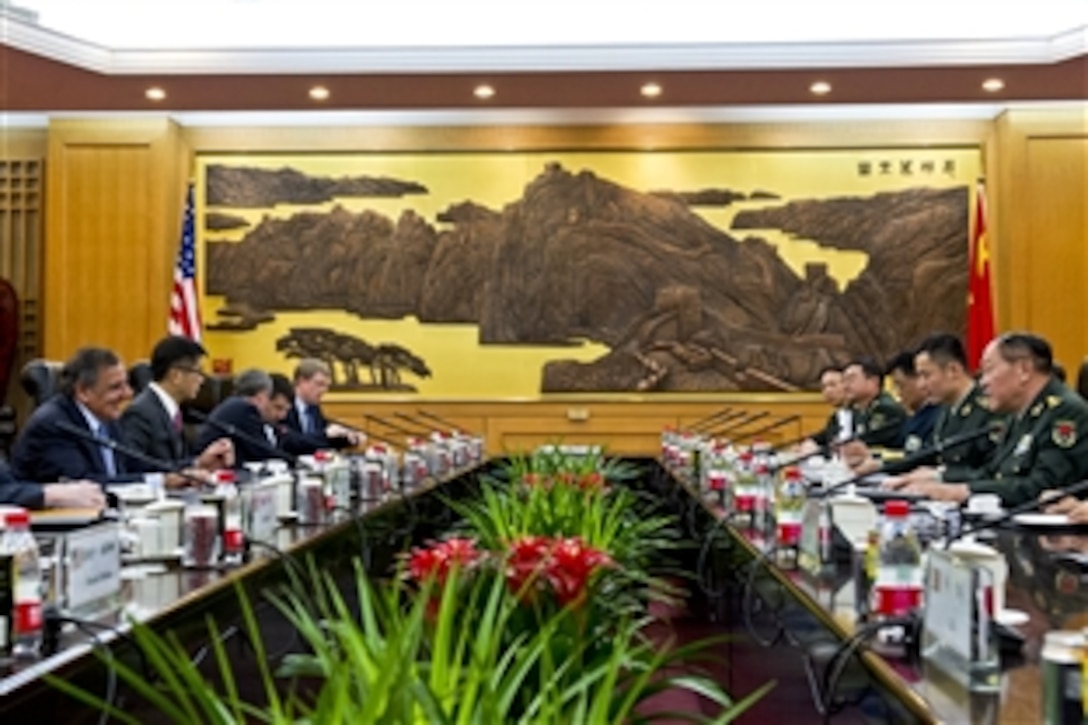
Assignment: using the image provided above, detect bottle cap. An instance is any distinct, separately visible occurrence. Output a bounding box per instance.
[884,500,910,517]
[5,509,30,527]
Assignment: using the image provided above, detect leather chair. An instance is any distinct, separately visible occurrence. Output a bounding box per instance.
[20,359,64,408]
[128,361,154,395]
[1077,358,1088,401]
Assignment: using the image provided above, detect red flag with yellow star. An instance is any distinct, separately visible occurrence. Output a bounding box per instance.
[966,181,995,371]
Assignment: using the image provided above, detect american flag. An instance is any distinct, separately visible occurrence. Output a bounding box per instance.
[168,183,203,342]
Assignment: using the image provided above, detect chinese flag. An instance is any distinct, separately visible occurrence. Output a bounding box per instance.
[966,181,995,371]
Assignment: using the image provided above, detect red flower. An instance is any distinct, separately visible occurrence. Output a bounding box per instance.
[576,472,607,491]
[505,535,552,600]
[406,537,483,584]
[521,472,553,488]
[545,537,612,607]
[504,535,612,608]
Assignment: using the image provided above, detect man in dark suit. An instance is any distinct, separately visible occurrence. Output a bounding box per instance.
[12,347,149,484]
[121,336,233,477]
[195,369,293,465]
[281,359,363,454]
[0,460,105,509]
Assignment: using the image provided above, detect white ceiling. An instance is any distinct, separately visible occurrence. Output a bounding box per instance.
[3,0,1086,74]
[12,0,1088,49]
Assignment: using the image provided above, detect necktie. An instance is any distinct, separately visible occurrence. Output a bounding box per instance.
[264,424,277,445]
[95,424,117,476]
[172,410,184,433]
[300,405,311,434]
[307,406,320,436]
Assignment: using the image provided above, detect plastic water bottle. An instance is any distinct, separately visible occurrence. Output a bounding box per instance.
[732,452,757,527]
[775,467,805,567]
[872,500,924,617]
[2,509,42,658]
[215,472,244,566]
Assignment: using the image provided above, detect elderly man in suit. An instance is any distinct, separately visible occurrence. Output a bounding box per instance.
[121,336,233,479]
[195,369,294,465]
[282,358,363,454]
[12,347,148,484]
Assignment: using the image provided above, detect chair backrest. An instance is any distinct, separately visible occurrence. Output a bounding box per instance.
[1078,357,1088,401]
[20,359,64,407]
[186,374,235,418]
[0,278,17,407]
[128,361,154,395]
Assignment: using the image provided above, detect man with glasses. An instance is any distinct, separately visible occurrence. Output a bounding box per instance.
[121,336,234,481]
[888,333,1088,507]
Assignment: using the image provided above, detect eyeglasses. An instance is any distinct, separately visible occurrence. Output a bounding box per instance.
[173,365,207,378]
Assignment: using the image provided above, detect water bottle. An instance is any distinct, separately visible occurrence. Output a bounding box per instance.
[732,452,757,527]
[774,467,805,567]
[754,463,775,533]
[872,500,924,617]
[2,509,42,658]
[215,471,244,566]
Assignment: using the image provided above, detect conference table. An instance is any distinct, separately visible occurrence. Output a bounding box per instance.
[0,462,490,719]
[3,456,1085,723]
[657,459,1088,724]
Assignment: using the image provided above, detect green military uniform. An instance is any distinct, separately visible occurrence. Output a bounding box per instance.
[950,377,1088,507]
[934,382,1006,480]
[854,391,907,449]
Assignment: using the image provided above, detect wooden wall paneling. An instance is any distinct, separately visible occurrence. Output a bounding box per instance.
[44,118,184,364]
[1026,137,1088,368]
[993,108,1088,366]
[0,155,44,418]
[325,398,829,457]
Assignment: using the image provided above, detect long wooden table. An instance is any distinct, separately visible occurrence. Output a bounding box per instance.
[657,460,1088,724]
[0,463,489,718]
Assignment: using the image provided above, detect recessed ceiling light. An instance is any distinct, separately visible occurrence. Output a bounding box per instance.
[640,82,663,98]
[474,84,495,100]
[981,78,1005,93]
[309,86,330,101]
[145,87,166,101]
[809,81,832,96]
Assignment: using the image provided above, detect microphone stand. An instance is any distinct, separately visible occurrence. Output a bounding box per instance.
[393,412,439,435]
[686,407,735,433]
[417,409,469,436]
[186,409,302,469]
[692,410,747,434]
[707,411,771,438]
[731,415,803,445]
[54,420,209,489]
[945,479,1088,548]
[810,425,1000,499]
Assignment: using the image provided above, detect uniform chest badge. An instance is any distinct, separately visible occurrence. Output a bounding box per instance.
[870,414,884,430]
[960,404,972,417]
[1014,434,1033,457]
[904,435,921,453]
[1053,420,1077,448]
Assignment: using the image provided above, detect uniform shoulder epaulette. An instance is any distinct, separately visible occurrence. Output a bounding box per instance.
[1046,395,1062,409]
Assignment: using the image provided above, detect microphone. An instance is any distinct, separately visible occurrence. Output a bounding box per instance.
[811,424,1000,499]
[54,420,208,488]
[416,409,477,436]
[731,415,803,445]
[393,412,438,435]
[186,409,301,468]
[708,411,772,438]
[692,409,748,434]
[944,478,1088,548]
[363,414,419,440]
[687,407,735,433]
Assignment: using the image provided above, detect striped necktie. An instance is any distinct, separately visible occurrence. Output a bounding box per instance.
[95,423,117,476]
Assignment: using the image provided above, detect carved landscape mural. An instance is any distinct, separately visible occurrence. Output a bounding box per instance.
[198,149,978,396]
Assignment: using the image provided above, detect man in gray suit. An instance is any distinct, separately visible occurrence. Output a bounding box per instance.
[121,336,233,484]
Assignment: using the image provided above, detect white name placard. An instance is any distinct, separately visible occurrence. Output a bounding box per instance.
[64,521,122,616]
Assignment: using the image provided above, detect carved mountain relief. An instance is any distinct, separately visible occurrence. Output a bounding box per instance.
[204,163,968,392]
[205,165,428,207]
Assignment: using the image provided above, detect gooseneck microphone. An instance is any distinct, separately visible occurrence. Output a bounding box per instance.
[417,409,475,436]
[687,407,737,433]
[363,414,418,440]
[708,411,772,438]
[186,408,302,468]
[54,420,209,488]
[944,478,1088,548]
[765,417,913,473]
[812,424,1000,499]
[731,415,803,445]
